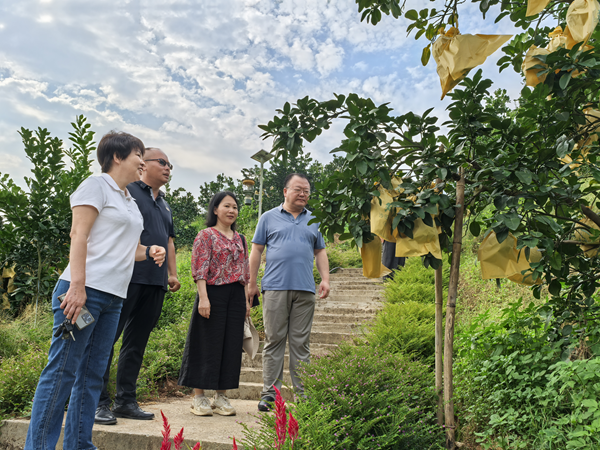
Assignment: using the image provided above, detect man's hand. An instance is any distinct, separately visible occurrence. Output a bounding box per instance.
[318,280,330,299]
[248,283,261,301]
[168,275,181,292]
[198,296,211,319]
[60,284,87,323]
[150,245,166,266]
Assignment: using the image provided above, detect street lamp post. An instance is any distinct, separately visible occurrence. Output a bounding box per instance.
[250,149,274,217]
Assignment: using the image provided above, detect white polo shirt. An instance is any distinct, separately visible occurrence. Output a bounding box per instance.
[60,174,144,298]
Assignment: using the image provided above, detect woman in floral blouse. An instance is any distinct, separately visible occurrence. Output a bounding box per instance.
[178,191,251,417]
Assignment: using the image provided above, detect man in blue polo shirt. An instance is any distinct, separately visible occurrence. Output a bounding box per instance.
[248,173,330,411]
[95,147,180,424]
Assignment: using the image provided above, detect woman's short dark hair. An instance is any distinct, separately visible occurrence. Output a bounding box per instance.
[206,191,239,232]
[97,131,145,173]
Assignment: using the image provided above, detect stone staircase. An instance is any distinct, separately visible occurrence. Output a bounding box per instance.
[0,268,384,450]
[205,267,385,401]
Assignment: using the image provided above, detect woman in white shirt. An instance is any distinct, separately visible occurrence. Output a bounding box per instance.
[25,132,166,450]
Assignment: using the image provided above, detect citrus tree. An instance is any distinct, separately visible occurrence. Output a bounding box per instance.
[0,115,94,316]
[258,0,600,447]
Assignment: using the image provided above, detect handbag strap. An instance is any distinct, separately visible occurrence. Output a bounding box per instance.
[240,233,249,261]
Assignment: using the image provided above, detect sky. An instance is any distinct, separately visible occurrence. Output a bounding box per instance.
[0,0,523,195]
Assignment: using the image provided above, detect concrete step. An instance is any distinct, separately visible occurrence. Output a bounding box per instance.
[240,367,292,384]
[0,398,261,450]
[311,322,363,333]
[314,304,382,315]
[313,309,373,327]
[242,344,337,369]
[205,382,293,402]
[321,295,382,304]
[329,283,384,290]
[332,268,364,275]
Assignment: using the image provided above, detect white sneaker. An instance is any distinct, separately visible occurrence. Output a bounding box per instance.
[190,395,213,416]
[212,393,236,416]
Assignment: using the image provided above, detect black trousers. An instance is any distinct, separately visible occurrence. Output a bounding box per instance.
[382,241,405,280]
[178,283,246,391]
[98,283,166,406]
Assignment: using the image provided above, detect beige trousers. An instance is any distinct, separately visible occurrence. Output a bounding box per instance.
[260,290,315,399]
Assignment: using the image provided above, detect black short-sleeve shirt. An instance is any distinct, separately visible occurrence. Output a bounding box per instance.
[128,181,175,290]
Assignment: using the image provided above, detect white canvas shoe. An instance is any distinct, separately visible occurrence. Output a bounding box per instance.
[212,393,236,416]
[190,395,213,416]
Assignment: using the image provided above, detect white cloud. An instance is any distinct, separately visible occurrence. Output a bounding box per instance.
[0,0,526,193]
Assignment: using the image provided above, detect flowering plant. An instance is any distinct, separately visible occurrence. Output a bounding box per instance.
[159,386,299,450]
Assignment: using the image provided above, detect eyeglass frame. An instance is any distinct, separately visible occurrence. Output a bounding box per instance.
[288,187,310,196]
[144,158,173,170]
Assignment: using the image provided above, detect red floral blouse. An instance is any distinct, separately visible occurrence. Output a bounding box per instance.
[191,228,250,286]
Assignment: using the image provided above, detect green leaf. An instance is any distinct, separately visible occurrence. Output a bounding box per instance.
[421,46,431,66]
[405,9,418,20]
[561,324,572,336]
[559,71,573,90]
[550,251,562,271]
[515,170,533,185]
[470,221,481,237]
[548,279,562,296]
[357,160,368,175]
[555,111,570,122]
[502,212,520,231]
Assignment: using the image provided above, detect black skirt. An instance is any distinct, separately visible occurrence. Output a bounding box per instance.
[178,282,246,390]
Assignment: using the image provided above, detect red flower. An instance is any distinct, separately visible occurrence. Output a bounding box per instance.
[160,411,172,450]
[173,427,184,450]
[232,436,238,450]
[273,386,287,449]
[192,443,201,450]
[288,411,299,449]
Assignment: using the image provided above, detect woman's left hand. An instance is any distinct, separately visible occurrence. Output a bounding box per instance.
[150,245,166,266]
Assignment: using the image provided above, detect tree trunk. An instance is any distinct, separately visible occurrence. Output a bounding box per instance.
[435,265,444,426]
[444,168,465,449]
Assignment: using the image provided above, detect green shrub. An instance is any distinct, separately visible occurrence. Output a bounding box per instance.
[241,343,445,450]
[0,345,49,419]
[455,299,600,449]
[136,320,189,399]
[156,250,196,330]
[250,303,264,333]
[383,257,449,304]
[326,240,362,270]
[363,301,437,365]
[0,305,53,360]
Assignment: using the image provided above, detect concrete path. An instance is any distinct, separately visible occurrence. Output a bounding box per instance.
[0,268,383,449]
[0,397,258,450]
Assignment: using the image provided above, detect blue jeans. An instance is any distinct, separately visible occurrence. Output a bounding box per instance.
[25,279,124,450]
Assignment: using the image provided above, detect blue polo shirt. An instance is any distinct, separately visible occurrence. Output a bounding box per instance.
[252,205,326,293]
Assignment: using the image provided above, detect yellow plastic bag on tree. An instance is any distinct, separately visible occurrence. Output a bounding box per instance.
[370,178,403,243]
[566,0,600,47]
[432,27,512,99]
[560,108,600,168]
[522,45,551,87]
[574,216,600,257]
[395,217,443,260]
[478,231,542,285]
[527,0,551,16]
[361,238,392,279]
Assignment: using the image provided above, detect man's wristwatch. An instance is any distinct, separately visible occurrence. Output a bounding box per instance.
[146,246,151,260]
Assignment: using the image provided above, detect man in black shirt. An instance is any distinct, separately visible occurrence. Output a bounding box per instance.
[95,148,180,424]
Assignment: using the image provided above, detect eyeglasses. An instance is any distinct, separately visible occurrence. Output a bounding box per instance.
[290,188,310,196]
[144,158,173,170]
